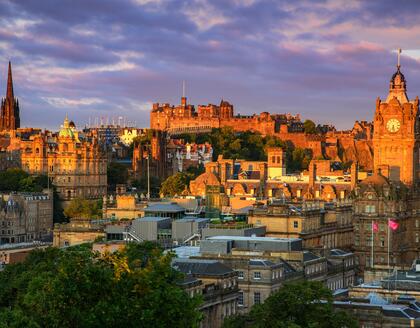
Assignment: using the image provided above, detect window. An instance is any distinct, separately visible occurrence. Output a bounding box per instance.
[417,220,419,228]
[238,271,244,280]
[365,205,376,213]
[253,271,261,280]
[254,292,261,305]
[416,233,419,243]
[293,221,298,228]
[238,292,244,306]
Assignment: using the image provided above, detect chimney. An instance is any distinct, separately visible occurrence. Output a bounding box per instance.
[309,162,316,189]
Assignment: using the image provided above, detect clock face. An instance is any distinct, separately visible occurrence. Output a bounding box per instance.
[386,118,401,133]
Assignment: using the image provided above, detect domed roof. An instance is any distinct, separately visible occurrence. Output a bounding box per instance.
[390,66,406,83]
[58,115,75,139]
[360,172,389,187]
[194,171,220,186]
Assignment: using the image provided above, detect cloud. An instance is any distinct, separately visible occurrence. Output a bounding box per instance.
[0,0,420,130]
[42,97,104,107]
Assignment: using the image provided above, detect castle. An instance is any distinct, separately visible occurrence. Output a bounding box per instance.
[0,62,20,131]
[150,96,373,169]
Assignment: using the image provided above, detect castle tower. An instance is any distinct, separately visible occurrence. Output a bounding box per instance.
[0,61,20,131]
[373,49,420,186]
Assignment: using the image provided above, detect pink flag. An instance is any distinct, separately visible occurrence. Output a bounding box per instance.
[372,221,379,232]
[388,219,399,231]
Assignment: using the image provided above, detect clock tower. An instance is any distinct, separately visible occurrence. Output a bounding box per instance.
[373,50,420,186]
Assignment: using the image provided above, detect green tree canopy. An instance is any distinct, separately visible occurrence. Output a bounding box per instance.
[63,197,102,219]
[160,172,190,197]
[0,169,48,192]
[0,243,202,328]
[288,147,313,172]
[159,165,205,197]
[223,281,357,328]
[171,128,314,171]
[304,119,317,134]
[107,162,129,188]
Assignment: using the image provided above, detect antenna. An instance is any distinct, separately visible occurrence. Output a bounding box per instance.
[182,80,186,98]
[397,48,402,68]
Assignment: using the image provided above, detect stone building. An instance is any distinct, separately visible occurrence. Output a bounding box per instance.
[20,116,107,201]
[132,130,167,179]
[189,147,358,201]
[53,217,105,247]
[173,258,239,328]
[102,193,146,220]
[0,150,20,171]
[0,191,53,244]
[248,200,353,250]
[196,236,355,312]
[0,62,20,131]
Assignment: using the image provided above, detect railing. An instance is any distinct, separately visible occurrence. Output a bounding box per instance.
[207,223,254,230]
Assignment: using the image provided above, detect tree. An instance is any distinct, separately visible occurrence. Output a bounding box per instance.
[0,169,48,192]
[223,281,357,328]
[288,148,313,172]
[160,173,189,196]
[64,197,102,219]
[304,119,317,134]
[0,243,202,328]
[107,162,128,189]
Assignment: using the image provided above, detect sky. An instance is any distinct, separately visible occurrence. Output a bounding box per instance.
[1,0,420,130]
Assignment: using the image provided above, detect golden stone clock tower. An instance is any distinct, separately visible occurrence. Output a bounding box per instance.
[373,55,420,186]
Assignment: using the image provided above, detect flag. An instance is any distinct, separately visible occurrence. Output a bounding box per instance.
[372,221,379,232]
[388,219,399,231]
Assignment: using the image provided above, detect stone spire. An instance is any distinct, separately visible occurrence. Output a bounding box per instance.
[0,61,20,131]
[6,61,14,100]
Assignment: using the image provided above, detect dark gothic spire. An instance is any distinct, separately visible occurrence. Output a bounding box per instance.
[6,61,14,100]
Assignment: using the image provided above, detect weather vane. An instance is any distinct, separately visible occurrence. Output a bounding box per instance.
[397,48,402,68]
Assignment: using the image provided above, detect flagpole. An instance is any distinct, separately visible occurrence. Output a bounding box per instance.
[387,218,390,270]
[371,221,374,268]
[388,217,391,291]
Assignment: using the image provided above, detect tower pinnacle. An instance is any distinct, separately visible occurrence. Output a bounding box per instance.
[6,61,14,100]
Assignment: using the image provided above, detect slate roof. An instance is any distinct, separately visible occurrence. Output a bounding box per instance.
[144,202,185,213]
[249,259,279,268]
[303,251,321,262]
[330,249,351,256]
[172,258,234,277]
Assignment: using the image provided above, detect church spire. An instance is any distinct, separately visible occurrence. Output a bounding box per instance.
[6,61,14,100]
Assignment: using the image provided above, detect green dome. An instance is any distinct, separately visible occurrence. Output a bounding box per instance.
[58,115,75,139]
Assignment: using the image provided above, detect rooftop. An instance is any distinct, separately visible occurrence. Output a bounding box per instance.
[144,202,186,213]
[172,258,234,276]
[206,235,301,243]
